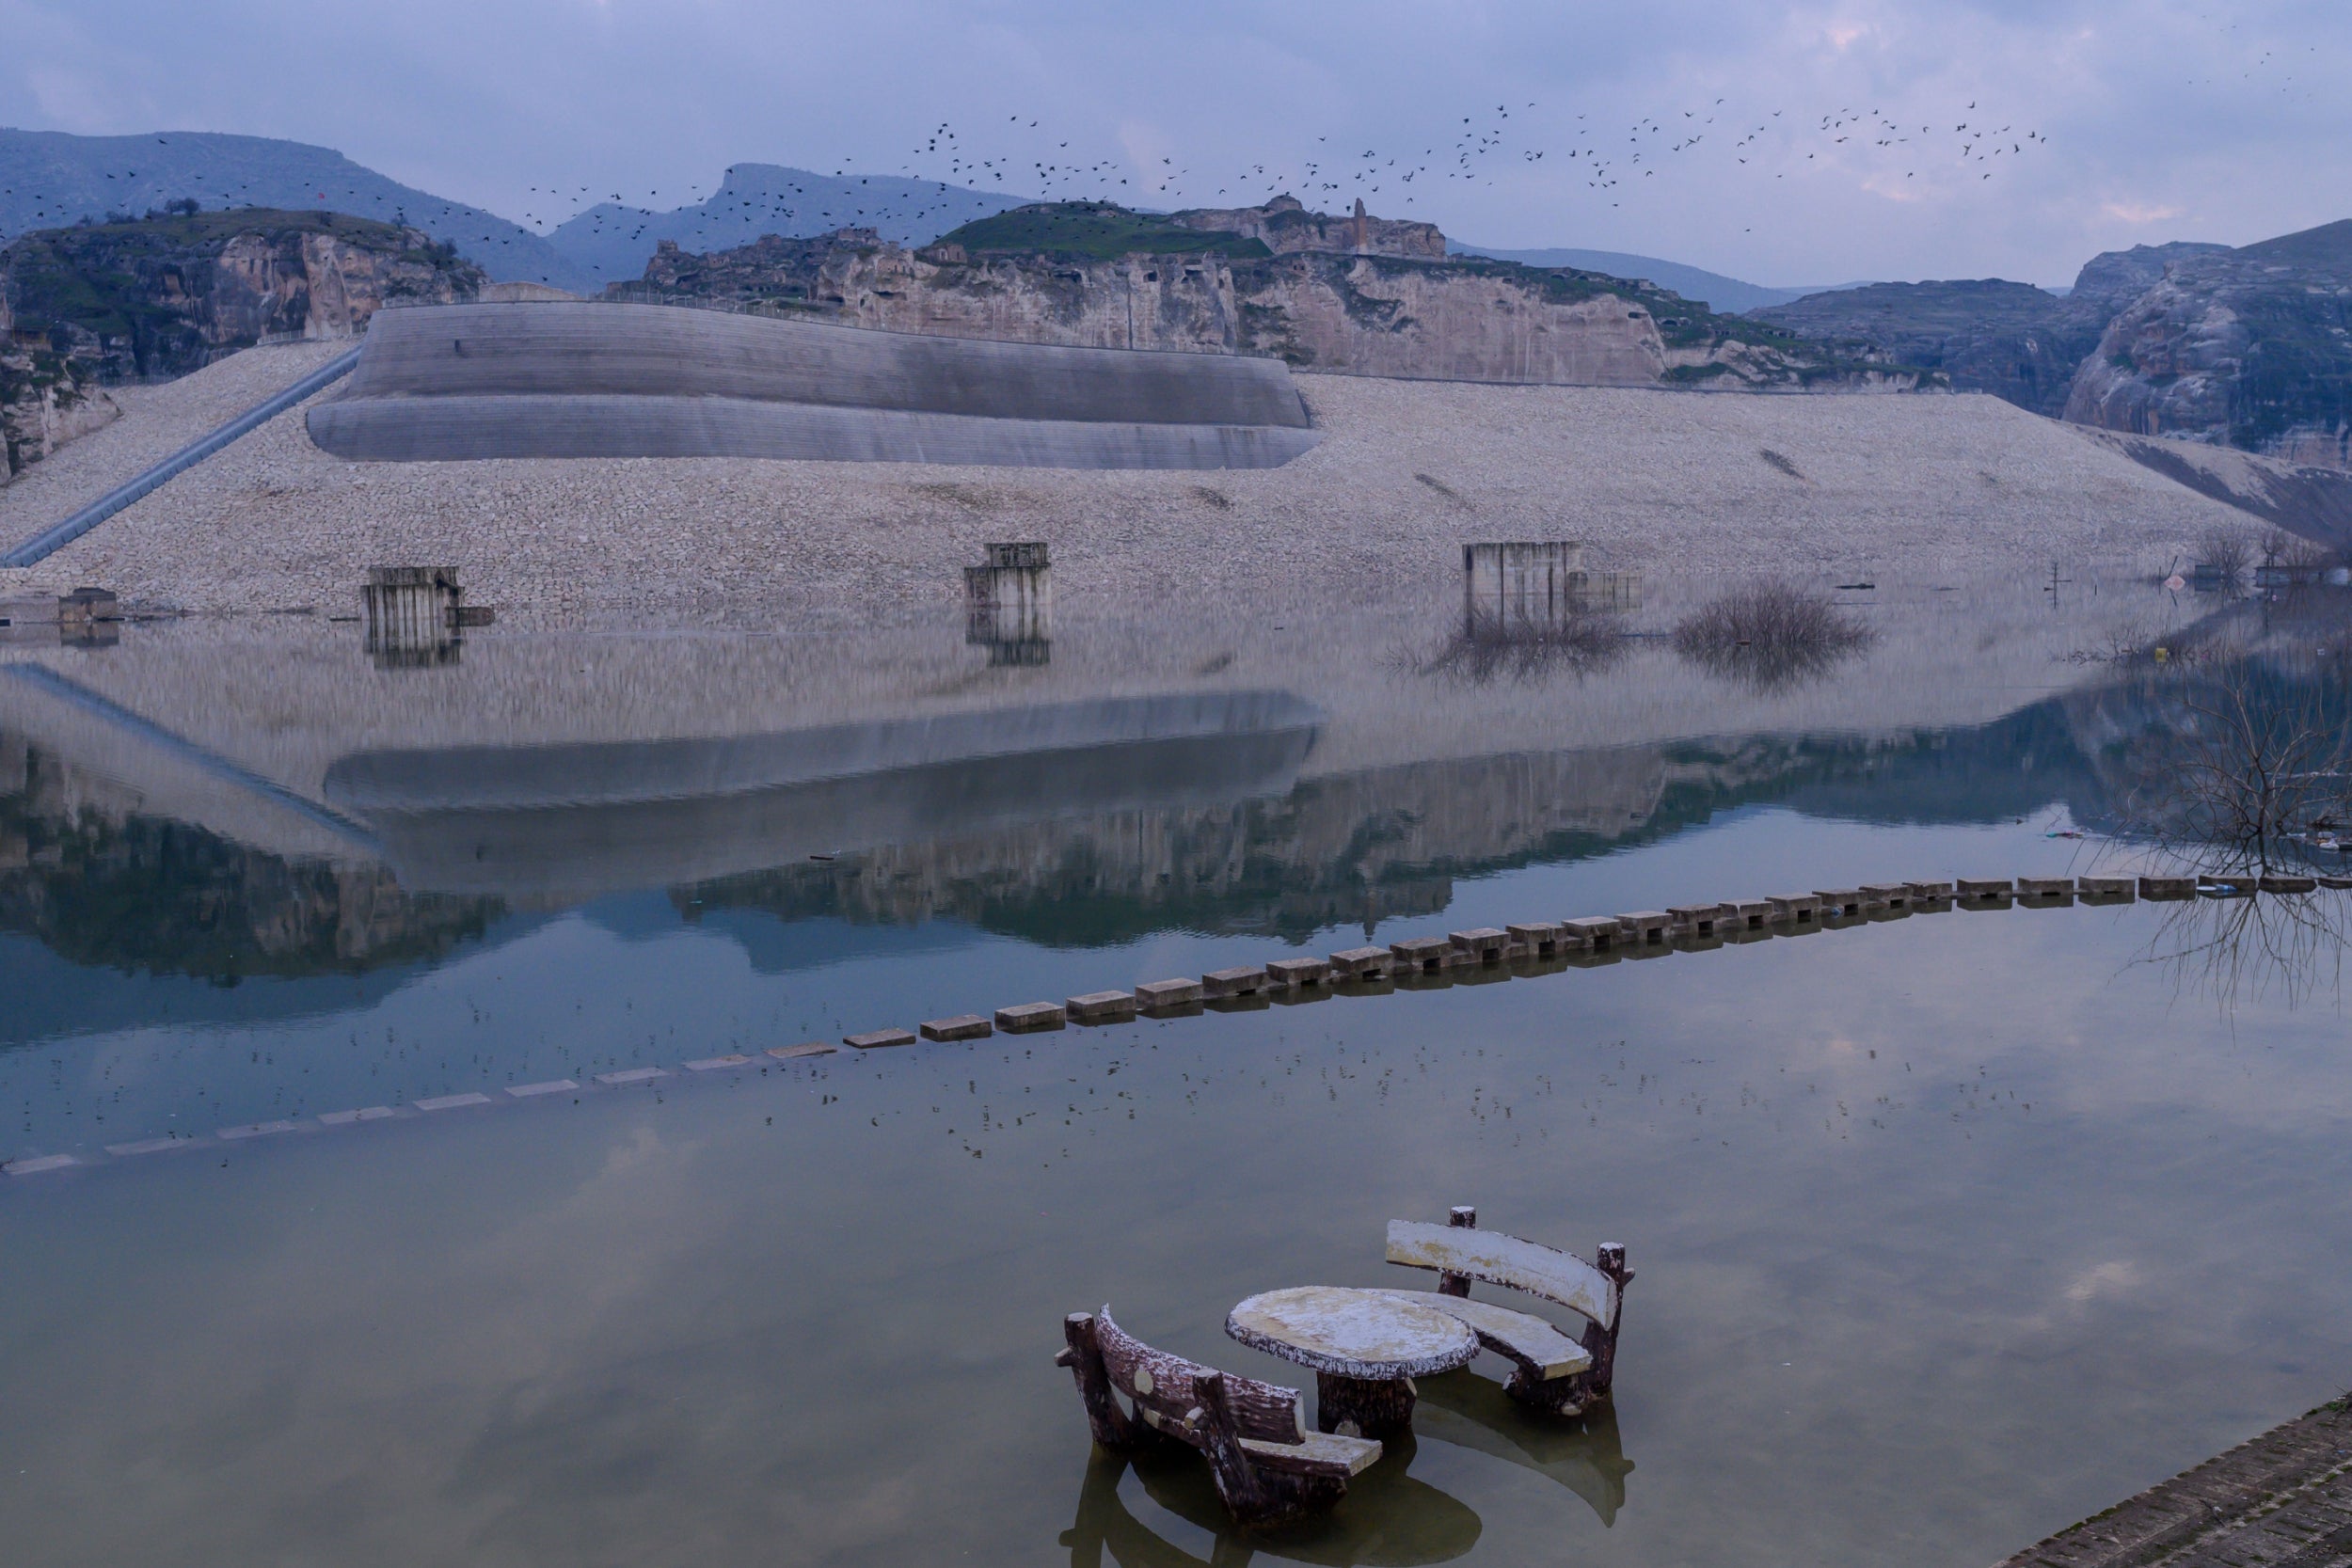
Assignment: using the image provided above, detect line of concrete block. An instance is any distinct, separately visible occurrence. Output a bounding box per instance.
[8,871,2347,1179]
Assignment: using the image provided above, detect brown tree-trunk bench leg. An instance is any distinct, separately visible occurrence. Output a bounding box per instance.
[1317,1372,1417,1440]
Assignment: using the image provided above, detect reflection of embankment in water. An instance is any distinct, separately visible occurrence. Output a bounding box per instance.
[1057,1383,1629,1566]
[2,699,2164,976]
[323,691,1327,901]
[0,733,499,983]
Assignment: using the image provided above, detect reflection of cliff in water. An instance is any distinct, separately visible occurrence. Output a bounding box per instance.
[681,723,2106,948]
[0,736,501,983]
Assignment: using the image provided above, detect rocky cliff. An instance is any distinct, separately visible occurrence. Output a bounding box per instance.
[616,203,1920,392]
[1749,243,2225,419]
[1,208,483,483]
[2064,220,2352,467]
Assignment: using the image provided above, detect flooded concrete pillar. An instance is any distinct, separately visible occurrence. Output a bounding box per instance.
[362,566,463,668]
[965,542,1052,666]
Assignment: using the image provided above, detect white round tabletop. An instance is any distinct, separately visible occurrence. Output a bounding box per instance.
[1225,1286,1480,1379]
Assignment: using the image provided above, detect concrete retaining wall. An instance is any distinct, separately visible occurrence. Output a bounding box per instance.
[306,302,1321,470]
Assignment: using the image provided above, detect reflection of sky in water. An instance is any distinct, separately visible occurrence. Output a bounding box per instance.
[6,583,2352,1564]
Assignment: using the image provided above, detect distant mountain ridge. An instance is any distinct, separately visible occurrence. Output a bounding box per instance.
[0,128,588,292]
[1448,243,1854,314]
[548,165,1030,289]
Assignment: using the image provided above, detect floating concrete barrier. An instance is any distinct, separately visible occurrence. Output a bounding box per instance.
[307,303,1322,470]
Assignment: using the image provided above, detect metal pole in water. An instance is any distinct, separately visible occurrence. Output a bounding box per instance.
[0,345,363,569]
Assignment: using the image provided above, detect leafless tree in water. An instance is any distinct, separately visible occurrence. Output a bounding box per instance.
[1672,580,1872,692]
[2115,646,2352,1008]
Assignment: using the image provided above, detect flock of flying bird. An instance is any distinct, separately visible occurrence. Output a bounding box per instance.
[2,93,2054,280]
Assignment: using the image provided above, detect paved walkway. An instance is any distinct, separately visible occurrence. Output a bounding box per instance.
[1997,1402,2352,1568]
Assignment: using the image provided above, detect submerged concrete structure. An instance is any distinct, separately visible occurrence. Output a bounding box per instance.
[305,302,1320,469]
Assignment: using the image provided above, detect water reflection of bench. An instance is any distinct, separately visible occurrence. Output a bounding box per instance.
[1056,1388,1630,1565]
[1059,1308,1382,1528]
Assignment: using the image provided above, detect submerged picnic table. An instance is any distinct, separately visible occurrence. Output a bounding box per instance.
[1226,1285,1480,1439]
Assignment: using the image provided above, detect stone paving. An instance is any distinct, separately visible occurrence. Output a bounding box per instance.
[1996,1401,2352,1568]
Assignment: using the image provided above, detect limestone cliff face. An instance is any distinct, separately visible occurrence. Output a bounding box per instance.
[621,231,1913,392]
[2063,222,2352,467]
[0,209,481,481]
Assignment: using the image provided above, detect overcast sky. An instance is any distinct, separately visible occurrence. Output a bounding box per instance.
[1,0,2342,285]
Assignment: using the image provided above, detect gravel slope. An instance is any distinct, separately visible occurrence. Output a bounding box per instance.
[0,342,2265,627]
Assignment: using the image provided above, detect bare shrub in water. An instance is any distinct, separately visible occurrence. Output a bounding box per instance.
[2195,525,2255,586]
[1672,580,1872,691]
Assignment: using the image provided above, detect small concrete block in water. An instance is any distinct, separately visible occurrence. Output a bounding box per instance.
[1266,958,1330,989]
[2259,874,2318,894]
[1956,878,2014,896]
[685,1054,755,1071]
[842,1029,918,1051]
[1667,904,1724,933]
[1136,977,1205,1007]
[107,1136,199,1157]
[4,1153,76,1176]
[768,1041,839,1060]
[319,1106,395,1127]
[919,1015,993,1042]
[1813,890,1863,915]
[1729,899,1775,927]
[1859,883,1910,908]
[595,1067,671,1085]
[2138,876,2198,900]
[1068,990,1138,1024]
[1767,895,1820,922]
[2017,877,2075,897]
[1561,916,1620,948]
[1906,880,1955,900]
[414,1093,493,1112]
[2077,877,2136,901]
[1507,921,1562,954]
[505,1080,579,1098]
[1389,936,1454,973]
[1202,966,1268,999]
[994,1001,1067,1033]
[1329,946,1391,979]
[1449,927,1510,961]
[1616,911,1671,944]
[217,1120,300,1140]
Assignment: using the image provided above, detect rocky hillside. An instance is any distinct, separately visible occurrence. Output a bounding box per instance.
[2066,220,2352,467]
[0,128,589,292]
[614,199,1923,392]
[1,209,482,483]
[1750,243,2224,418]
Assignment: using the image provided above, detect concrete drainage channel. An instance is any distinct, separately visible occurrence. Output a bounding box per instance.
[5,872,2344,1179]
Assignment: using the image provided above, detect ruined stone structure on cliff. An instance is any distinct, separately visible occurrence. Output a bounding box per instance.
[1165,195,1447,260]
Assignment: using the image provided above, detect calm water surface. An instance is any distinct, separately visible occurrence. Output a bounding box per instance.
[3,573,2348,1566]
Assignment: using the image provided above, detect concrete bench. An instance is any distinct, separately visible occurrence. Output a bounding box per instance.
[1384,1204,1630,1418]
[1058,1307,1379,1527]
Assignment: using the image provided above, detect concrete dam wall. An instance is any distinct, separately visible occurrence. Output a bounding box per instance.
[305,302,1322,469]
